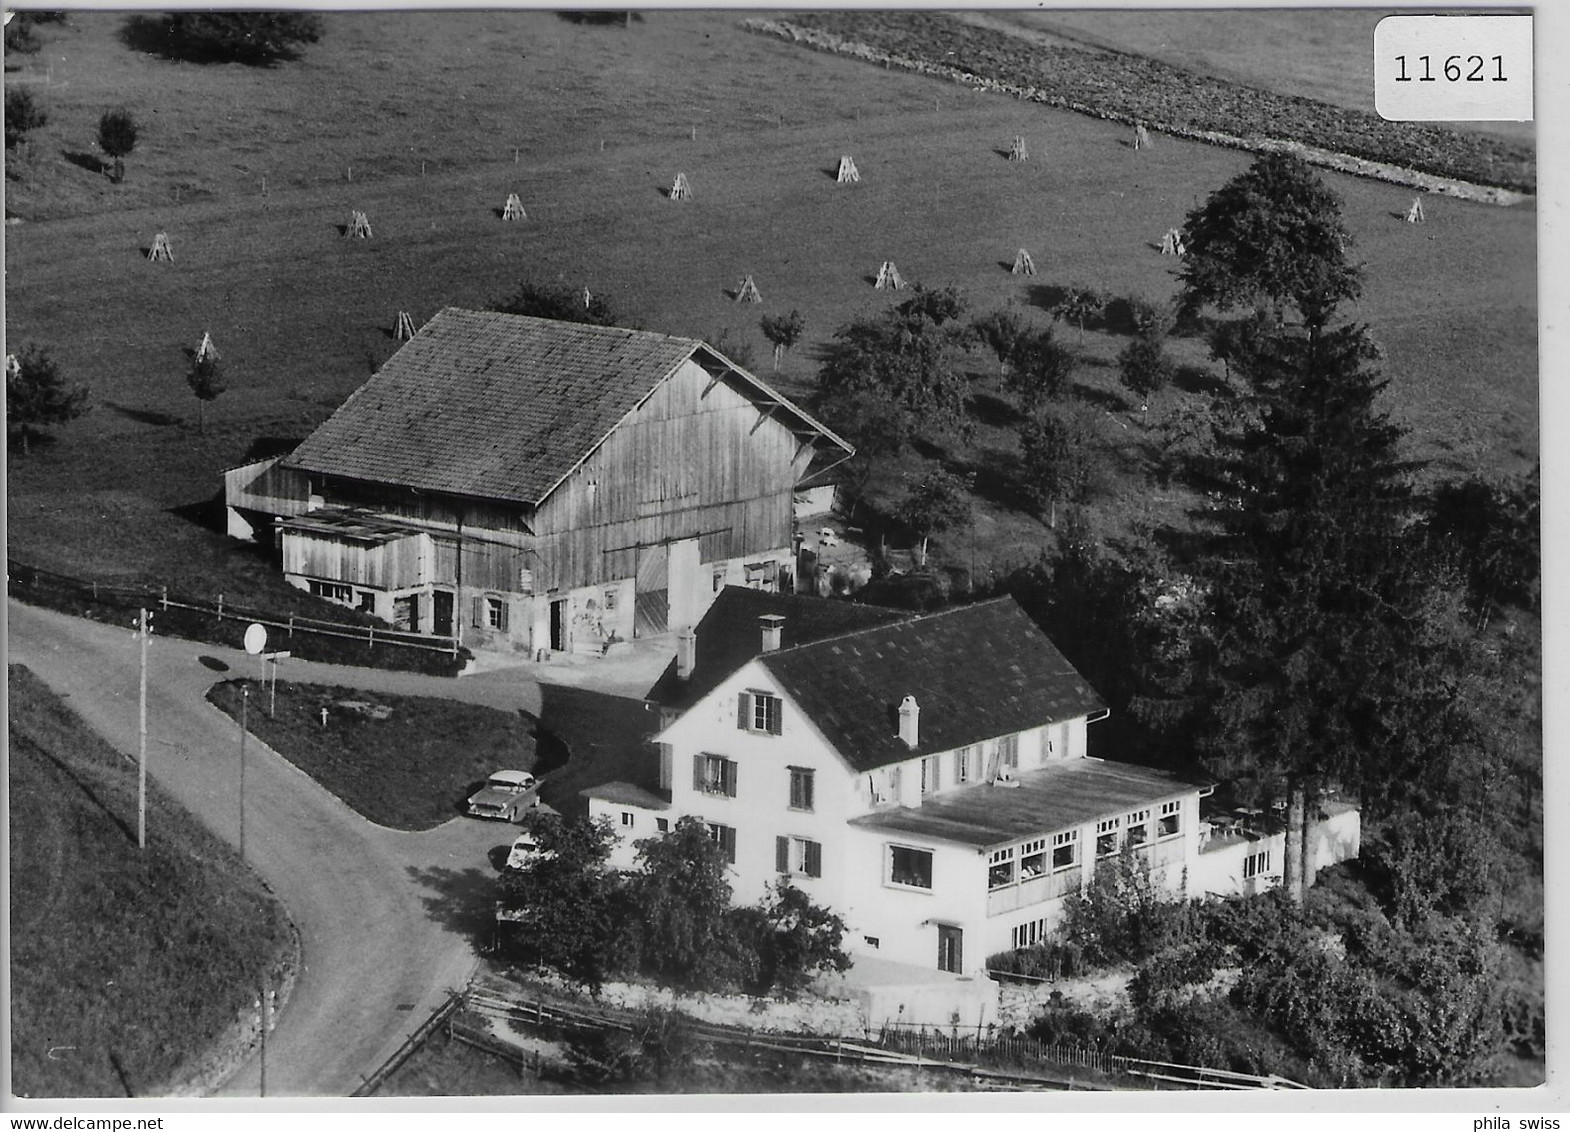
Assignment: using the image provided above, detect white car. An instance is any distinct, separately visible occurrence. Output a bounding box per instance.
[818,527,839,547]
[505,830,554,871]
[466,769,540,822]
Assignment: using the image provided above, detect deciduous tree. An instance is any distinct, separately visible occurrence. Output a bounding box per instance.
[490,280,620,327]
[186,353,226,434]
[813,284,973,453]
[1006,325,1075,414]
[1019,401,1102,527]
[628,816,744,992]
[1179,152,1361,329]
[96,107,137,183]
[972,307,1025,378]
[896,467,973,565]
[759,309,806,371]
[1118,335,1173,411]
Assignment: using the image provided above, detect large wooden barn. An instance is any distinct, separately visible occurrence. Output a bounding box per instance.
[224,308,853,655]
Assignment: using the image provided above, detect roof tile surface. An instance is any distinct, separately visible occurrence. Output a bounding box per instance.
[761,597,1106,773]
[284,308,699,505]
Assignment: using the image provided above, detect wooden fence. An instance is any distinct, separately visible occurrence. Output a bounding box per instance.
[352,981,1308,1095]
[7,558,461,658]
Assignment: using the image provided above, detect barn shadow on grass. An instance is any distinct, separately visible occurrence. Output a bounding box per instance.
[168,493,227,536]
[244,436,305,461]
[405,864,502,950]
[62,150,104,176]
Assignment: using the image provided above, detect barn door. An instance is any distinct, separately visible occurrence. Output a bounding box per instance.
[634,544,669,637]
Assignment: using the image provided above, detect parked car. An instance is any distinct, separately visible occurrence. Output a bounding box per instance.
[466,769,539,822]
[505,829,554,871]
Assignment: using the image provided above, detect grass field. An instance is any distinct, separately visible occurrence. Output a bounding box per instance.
[8,665,294,1098]
[205,679,535,830]
[3,10,1536,589]
[988,9,1536,145]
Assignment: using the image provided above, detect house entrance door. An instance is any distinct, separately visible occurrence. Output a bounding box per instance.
[937,925,963,973]
[633,543,669,637]
[432,590,454,637]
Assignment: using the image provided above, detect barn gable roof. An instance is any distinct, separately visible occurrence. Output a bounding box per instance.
[282,308,851,507]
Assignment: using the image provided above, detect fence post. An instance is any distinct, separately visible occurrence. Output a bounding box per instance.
[92,581,98,600]
[288,615,294,638]
[217,593,225,620]
[368,626,375,649]
[161,585,169,611]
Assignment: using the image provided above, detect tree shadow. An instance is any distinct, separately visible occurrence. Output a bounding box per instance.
[405,863,504,950]
[198,655,231,673]
[968,446,1037,514]
[102,400,181,427]
[968,390,1021,429]
[1070,382,1132,414]
[1173,362,1227,397]
[117,14,174,56]
[1025,283,1071,315]
[62,150,104,176]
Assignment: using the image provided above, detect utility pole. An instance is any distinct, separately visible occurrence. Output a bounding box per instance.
[239,686,249,862]
[137,608,152,850]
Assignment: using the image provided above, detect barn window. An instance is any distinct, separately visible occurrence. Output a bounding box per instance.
[1159,800,1183,838]
[604,587,618,611]
[309,580,352,603]
[486,596,509,632]
[1051,830,1078,872]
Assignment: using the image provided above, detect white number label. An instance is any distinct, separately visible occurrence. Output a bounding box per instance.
[1374,15,1532,122]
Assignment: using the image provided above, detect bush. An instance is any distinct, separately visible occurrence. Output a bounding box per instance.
[5,87,48,149]
[163,12,323,65]
[854,568,951,611]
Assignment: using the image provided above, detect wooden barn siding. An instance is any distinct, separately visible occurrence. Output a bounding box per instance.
[529,361,806,590]
[316,475,529,535]
[226,458,312,517]
[295,361,812,595]
[284,532,423,588]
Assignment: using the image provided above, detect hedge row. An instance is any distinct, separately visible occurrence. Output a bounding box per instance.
[753,13,1534,195]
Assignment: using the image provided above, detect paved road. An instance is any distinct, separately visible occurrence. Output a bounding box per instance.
[7,600,567,1097]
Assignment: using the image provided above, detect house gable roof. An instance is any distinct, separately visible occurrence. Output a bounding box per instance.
[282,308,850,507]
[646,587,912,713]
[759,597,1107,774]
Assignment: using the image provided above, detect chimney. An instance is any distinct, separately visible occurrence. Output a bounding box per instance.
[897,695,920,748]
[675,626,696,681]
[760,614,785,653]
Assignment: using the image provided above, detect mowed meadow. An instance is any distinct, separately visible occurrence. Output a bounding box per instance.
[5,10,1537,588]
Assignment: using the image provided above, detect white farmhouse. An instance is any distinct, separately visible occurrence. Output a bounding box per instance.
[591,590,1336,983]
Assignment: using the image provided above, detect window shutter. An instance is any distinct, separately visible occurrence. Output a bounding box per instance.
[471,596,484,628]
[805,840,822,878]
[496,600,509,632]
[721,826,736,863]
[769,699,783,736]
[776,836,789,874]
[737,692,750,731]
[693,754,706,792]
